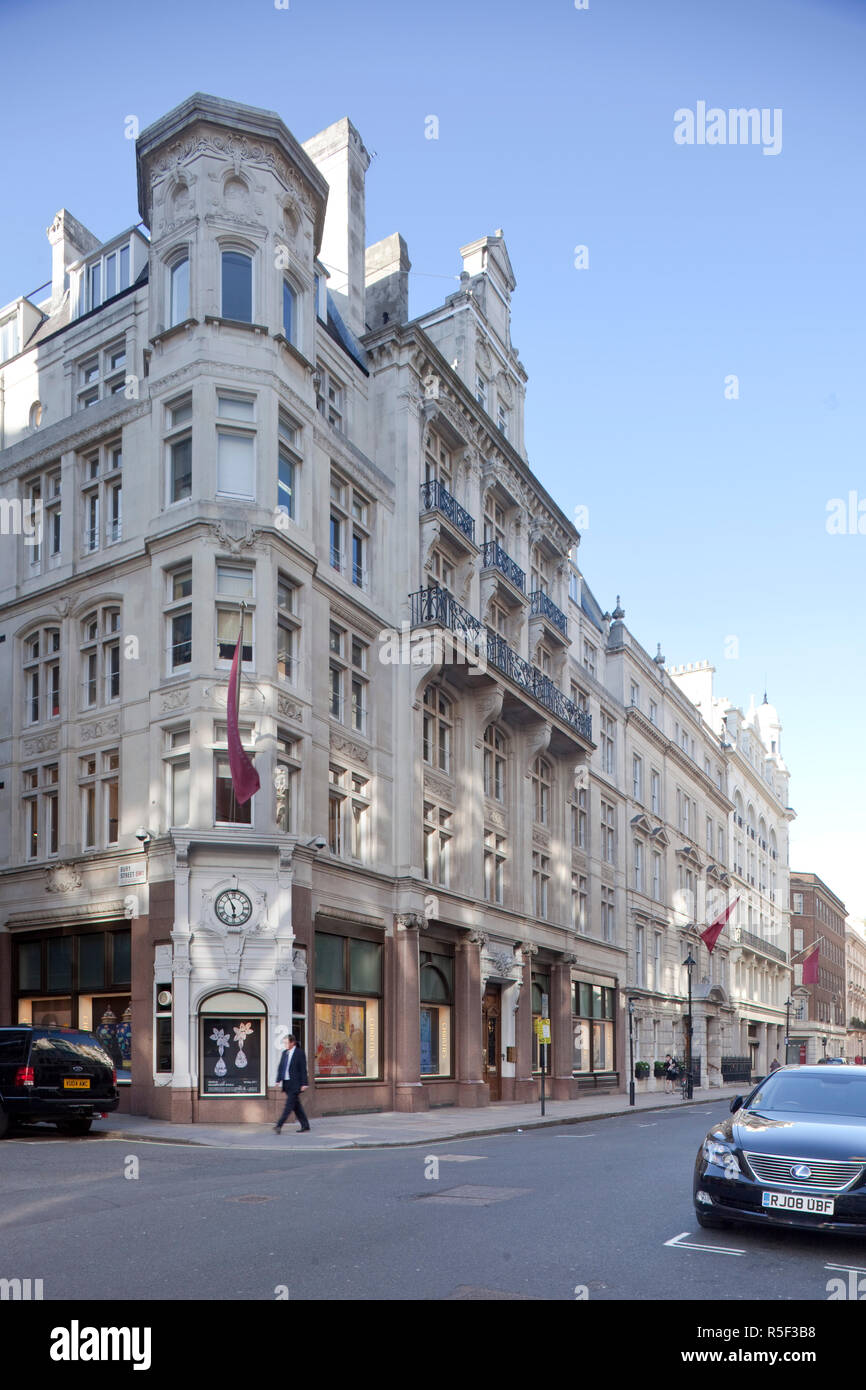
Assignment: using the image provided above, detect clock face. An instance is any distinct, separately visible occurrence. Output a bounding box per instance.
[214,889,253,926]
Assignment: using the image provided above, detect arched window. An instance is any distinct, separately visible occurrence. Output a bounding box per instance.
[23,626,61,725]
[483,723,507,801]
[221,248,253,322]
[282,278,297,345]
[532,756,552,825]
[420,951,453,1079]
[422,684,452,773]
[80,606,121,708]
[199,989,267,1097]
[169,253,189,327]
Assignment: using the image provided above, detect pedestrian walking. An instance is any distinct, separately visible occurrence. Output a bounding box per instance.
[274,1033,311,1133]
[664,1053,678,1094]
[768,1056,781,1072]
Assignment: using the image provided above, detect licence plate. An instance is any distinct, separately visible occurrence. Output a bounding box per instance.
[762,1191,834,1215]
[63,1078,90,1090]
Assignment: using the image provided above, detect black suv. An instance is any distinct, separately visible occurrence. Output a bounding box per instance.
[0,1026,119,1137]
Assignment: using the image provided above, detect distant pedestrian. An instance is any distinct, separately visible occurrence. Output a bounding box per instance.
[664,1054,678,1094]
[274,1033,311,1134]
[768,1057,781,1072]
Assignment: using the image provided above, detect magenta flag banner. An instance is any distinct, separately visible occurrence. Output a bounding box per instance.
[802,944,820,985]
[227,618,260,805]
[700,895,740,954]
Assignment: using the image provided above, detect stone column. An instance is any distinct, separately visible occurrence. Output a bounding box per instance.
[394,913,428,1112]
[551,957,577,1099]
[455,932,487,1107]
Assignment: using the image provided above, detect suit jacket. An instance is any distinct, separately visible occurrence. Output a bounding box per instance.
[277,1045,308,1091]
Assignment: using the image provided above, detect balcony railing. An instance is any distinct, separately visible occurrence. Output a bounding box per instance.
[530,589,567,636]
[735,927,787,964]
[481,540,526,592]
[419,480,476,543]
[410,587,592,741]
[410,585,485,644]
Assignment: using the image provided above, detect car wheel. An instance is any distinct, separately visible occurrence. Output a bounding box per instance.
[695,1208,729,1230]
[58,1117,92,1136]
[0,1106,9,1139]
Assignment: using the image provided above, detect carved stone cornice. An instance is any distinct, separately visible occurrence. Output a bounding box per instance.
[21,731,59,756]
[277,695,304,723]
[80,715,120,743]
[210,521,263,555]
[160,686,190,713]
[330,733,369,765]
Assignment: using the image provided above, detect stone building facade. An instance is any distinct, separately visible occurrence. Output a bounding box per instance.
[0,92,797,1122]
[789,872,848,1061]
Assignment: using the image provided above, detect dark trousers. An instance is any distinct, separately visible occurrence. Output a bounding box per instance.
[277,1088,310,1130]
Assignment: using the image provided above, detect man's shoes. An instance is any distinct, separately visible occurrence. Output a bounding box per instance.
[273,1125,282,1133]
[297,1125,311,1133]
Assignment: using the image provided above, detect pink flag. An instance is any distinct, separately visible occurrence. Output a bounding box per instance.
[802,944,820,985]
[700,895,740,954]
[227,616,260,805]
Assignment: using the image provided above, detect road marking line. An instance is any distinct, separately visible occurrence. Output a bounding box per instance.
[555,1133,596,1138]
[637,1123,657,1127]
[826,1262,866,1274]
[665,1231,745,1256]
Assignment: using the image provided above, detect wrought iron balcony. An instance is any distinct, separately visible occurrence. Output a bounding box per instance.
[481,540,526,592]
[734,927,787,964]
[409,587,591,741]
[419,480,476,543]
[530,589,567,637]
[410,585,485,645]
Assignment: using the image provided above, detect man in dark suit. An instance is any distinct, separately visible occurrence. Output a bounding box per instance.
[274,1033,311,1133]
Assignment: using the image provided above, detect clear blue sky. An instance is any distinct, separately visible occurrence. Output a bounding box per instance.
[2,0,864,916]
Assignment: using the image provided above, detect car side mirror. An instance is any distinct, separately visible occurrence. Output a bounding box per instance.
[730,1096,743,1113]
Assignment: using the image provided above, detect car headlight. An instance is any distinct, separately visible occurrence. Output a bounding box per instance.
[702,1138,741,1179]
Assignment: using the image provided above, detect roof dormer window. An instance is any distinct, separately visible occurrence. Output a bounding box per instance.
[0,314,19,362]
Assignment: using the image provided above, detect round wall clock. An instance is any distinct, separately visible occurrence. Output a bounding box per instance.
[214,889,253,926]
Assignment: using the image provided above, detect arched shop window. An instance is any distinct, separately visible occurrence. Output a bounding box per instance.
[12,925,132,1082]
[420,951,453,1078]
[199,991,266,1098]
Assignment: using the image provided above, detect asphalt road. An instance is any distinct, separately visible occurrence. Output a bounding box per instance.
[1,1101,864,1301]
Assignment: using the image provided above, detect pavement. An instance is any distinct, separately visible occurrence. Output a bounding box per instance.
[95,1084,746,1150]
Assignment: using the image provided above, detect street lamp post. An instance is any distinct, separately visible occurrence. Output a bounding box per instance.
[628,998,635,1107]
[784,996,794,1063]
[683,951,697,1100]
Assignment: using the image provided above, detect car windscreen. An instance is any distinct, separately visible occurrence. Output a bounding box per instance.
[31,1033,113,1068]
[0,1031,29,1065]
[748,1072,866,1118]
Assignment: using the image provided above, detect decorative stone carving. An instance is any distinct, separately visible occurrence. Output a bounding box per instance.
[524,720,553,770]
[45,862,82,893]
[22,732,59,756]
[277,695,304,723]
[172,958,193,978]
[423,774,454,804]
[396,912,424,932]
[80,716,120,742]
[486,807,506,830]
[211,520,262,554]
[161,687,189,713]
[468,930,488,948]
[330,734,369,764]
[532,827,551,850]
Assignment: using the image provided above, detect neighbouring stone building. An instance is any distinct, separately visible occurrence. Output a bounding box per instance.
[845,922,866,1062]
[788,872,848,1062]
[0,92,798,1123]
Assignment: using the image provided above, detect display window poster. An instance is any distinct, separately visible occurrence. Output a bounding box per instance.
[200,1015,263,1095]
[314,998,367,1077]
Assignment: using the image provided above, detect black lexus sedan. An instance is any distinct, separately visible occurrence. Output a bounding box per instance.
[693,1065,866,1236]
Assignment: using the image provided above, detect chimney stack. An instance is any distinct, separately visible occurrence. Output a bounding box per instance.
[303,118,371,338]
[46,210,100,310]
[365,233,410,328]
